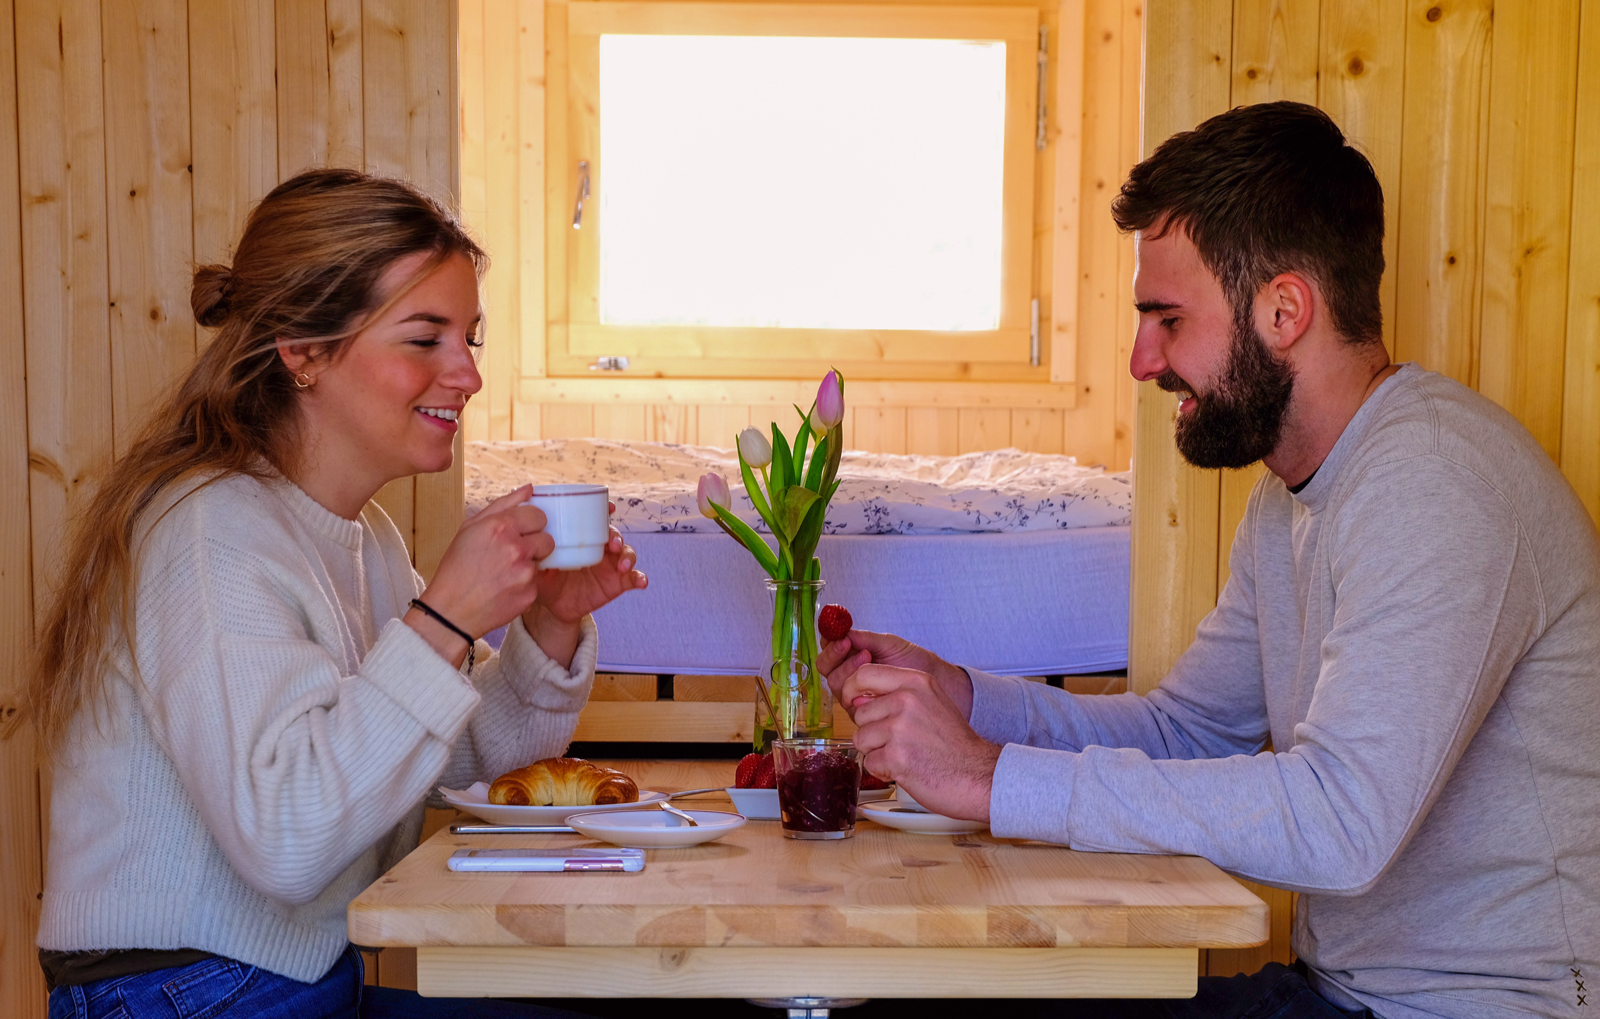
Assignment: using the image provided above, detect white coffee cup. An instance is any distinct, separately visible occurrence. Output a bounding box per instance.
[525,484,610,570]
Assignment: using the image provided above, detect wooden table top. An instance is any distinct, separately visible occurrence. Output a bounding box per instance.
[349,759,1268,951]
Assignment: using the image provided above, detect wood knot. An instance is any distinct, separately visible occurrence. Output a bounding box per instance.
[29,451,66,486]
[0,702,26,741]
[1347,56,1365,76]
[901,858,944,869]
[1426,5,1442,21]
[1245,67,1259,80]
[1446,254,1458,266]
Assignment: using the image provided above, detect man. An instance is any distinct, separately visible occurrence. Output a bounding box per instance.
[822,101,1598,1019]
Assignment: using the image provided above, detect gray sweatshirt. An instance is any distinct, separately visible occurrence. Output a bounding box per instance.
[975,365,1598,1019]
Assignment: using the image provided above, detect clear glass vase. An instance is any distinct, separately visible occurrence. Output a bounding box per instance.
[755,579,834,753]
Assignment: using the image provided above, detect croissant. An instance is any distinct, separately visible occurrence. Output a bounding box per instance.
[487,757,639,807]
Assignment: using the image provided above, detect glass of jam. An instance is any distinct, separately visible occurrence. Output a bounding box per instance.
[773,738,862,840]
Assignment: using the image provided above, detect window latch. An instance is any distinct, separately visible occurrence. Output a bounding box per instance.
[572,160,591,229]
[589,356,630,372]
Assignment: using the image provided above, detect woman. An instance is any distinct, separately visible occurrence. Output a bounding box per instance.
[31,168,644,1018]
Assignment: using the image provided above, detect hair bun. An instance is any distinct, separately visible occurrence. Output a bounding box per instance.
[191,264,234,328]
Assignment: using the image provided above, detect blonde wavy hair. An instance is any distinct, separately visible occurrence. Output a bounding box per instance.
[31,167,486,754]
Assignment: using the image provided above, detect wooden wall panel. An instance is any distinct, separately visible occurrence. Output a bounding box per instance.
[1229,0,1320,106]
[275,0,331,175]
[1128,0,1232,696]
[905,408,960,455]
[0,0,42,1011]
[1475,0,1581,461]
[18,0,112,617]
[1318,0,1406,358]
[103,0,196,450]
[1566,0,1600,522]
[189,0,277,270]
[1392,0,1493,384]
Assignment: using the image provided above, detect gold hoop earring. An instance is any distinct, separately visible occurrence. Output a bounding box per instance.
[294,373,313,389]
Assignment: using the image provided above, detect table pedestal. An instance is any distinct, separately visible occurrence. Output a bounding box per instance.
[415,946,1199,999]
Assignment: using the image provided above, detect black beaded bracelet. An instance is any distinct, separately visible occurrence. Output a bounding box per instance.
[409,598,476,675]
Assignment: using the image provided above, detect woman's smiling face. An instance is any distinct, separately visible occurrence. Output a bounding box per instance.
[286,250,483,513]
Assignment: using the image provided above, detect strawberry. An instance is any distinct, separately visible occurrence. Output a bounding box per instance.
[734,753,764,789]
[818,604,853,643]
[751,753,777,789]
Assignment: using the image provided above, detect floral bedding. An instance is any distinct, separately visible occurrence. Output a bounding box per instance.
[465,438,1131,535]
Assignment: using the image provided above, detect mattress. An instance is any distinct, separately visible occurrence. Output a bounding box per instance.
[588,527,1129,676]
[469,439,1131,675]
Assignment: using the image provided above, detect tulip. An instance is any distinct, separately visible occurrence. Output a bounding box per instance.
[816,370,844,430]
[738,426,773,468]
[697,472,732,519]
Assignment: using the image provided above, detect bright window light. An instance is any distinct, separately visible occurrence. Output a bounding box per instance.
[598,35,1007,331]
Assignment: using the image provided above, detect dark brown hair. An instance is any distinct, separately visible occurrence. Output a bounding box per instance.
[1112,101,1385,345]
[32,167,486,753]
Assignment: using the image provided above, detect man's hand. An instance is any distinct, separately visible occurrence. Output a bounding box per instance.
[842,664,1001,822]
[819,630,975,719]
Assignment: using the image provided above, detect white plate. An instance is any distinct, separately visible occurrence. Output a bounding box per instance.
[567,808,746,848]
[858,800,987,835]
[894,786,928,812]
[439,782,667,825]
[725,785,895,821]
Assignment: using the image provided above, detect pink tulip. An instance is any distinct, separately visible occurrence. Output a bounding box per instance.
[816,369,844,429]
[697,472,732,518]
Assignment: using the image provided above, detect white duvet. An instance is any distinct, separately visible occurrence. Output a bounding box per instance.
[465,438,1131,535]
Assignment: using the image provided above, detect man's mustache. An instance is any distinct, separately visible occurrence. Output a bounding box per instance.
[1155,369,1194,395]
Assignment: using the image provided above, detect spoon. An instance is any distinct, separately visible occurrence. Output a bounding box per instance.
[659,802,700,827]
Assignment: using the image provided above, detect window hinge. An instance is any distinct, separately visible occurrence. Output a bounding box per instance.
[1030,298,1041,366]
[1036,26,1048,151]
[589,355,630,372]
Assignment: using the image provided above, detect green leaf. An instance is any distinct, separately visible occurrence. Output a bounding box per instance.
[822,423,844,492]
[737,448,773,527]
[710,502,779,577]
[791,494,828,567]
[791,405,813,487]
[772,484,820,540]
[770,423,794,490]
[804,434,829,491]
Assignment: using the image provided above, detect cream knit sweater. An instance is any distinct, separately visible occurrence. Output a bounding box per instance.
[37,473,598,982]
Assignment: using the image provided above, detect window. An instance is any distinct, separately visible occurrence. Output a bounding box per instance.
[548,2,1044,380]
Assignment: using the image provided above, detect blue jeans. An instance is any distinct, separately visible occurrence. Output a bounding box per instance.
[47,946,596,1019]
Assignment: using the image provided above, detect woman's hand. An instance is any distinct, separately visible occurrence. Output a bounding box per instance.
[407,485,551,667]
[523,506,647,667]
[818,630,975,720]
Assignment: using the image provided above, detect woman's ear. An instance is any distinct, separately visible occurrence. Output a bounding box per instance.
[277,340,317,380]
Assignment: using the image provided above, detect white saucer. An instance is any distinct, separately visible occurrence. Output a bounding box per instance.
[858,800,988,835]
[439,782,667,825]
[567,808,746,848]
[725,785,894,821]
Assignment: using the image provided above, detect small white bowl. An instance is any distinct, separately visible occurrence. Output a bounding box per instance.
[726,785,895,820]
[567,808,746,848]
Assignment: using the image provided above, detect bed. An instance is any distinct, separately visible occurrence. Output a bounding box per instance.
[467,439,1131,677]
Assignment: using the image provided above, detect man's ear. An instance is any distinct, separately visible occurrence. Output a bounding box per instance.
[1255,272,1316,352]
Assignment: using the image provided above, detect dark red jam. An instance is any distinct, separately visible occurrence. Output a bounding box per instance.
[777,749,862,833]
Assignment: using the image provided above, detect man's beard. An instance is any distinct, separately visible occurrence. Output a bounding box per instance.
[1157,317,1296,470]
